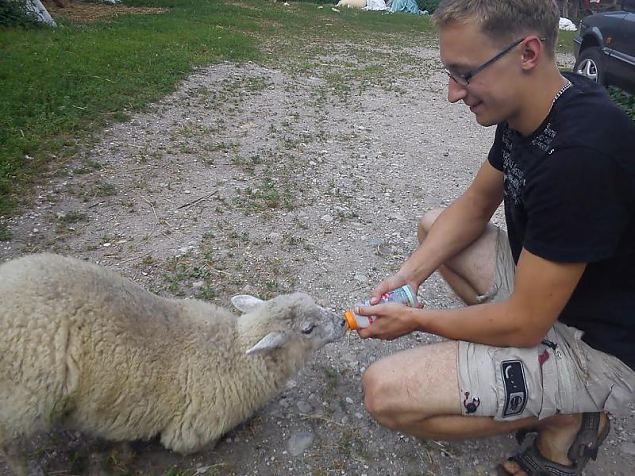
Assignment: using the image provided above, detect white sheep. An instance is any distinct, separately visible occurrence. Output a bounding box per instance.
[0,253,346,475]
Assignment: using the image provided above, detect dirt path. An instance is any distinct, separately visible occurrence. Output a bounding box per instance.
[1,42,633,475]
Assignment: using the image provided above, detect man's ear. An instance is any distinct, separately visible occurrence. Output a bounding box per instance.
[520,36,543,71]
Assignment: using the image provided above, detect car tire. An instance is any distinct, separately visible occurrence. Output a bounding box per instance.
[574,47,606,87]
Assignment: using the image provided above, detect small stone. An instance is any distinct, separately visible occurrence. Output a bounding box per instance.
[296,400,312,414]
[287,431,314,456]
[620,441,635,456]
[353,273,366,283]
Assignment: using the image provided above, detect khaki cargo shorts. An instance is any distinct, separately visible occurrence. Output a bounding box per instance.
[457,227,635,420]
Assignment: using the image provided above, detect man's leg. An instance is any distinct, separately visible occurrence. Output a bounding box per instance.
[362,340,532,438]
[418,208,499,305]
[366,210,609,474]
[362,341,610,474]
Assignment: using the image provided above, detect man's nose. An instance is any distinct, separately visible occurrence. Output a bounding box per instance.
[447,77,467,103]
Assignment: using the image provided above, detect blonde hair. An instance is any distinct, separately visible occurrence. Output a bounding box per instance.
[432,0,560,56]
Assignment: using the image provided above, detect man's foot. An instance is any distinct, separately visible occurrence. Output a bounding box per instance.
[497,412,610,475]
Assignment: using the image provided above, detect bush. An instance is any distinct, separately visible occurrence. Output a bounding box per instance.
[417,0,441,13]
[0,0,42,27]
[609,87,635,121]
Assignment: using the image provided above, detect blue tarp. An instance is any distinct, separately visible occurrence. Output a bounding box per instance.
[389,0,421,14]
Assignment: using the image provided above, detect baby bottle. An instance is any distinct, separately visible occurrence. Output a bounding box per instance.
[343,284,417,330]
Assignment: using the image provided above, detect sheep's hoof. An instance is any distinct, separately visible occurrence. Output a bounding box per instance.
[87,441,136,476]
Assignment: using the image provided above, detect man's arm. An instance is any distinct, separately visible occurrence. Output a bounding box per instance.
[360,248,586,347]
[396,160,504,287]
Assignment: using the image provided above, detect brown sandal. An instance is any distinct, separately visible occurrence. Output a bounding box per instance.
[497,438,583,475]
[566,412,610,465]
[499,412,610,475]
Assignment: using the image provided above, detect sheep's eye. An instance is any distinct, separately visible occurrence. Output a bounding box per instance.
[301,324,317,334]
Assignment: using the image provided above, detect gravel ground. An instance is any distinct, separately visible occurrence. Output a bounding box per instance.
[1,41,633,475]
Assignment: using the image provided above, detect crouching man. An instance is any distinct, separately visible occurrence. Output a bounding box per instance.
[356,1,635,474]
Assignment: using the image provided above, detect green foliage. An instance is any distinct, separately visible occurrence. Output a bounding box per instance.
[417,0,441,13]
[0,0,42,27]
[609,87,635,120]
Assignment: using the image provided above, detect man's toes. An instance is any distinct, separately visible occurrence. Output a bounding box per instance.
[499,459,528,475]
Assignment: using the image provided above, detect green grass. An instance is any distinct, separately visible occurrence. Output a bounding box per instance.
[0,0,260,213]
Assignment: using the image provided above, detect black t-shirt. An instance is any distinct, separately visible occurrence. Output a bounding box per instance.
[488,73,635,369]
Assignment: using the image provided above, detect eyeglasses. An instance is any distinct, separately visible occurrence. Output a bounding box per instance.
[444,37,526,87]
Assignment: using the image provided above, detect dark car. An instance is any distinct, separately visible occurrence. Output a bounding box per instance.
[573,0,635,94]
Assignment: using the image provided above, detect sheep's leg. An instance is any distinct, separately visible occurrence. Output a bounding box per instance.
[87,440,136,476]
[159,428,219,454]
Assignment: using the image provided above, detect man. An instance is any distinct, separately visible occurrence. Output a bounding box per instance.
[356,1,635,474]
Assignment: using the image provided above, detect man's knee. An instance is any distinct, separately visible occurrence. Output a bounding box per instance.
[362,362,423,430]
[361,364,385,418]
[362,363,399,428]
[418,208,445,244]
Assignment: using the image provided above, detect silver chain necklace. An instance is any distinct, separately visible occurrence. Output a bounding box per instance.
[552,77,572,104]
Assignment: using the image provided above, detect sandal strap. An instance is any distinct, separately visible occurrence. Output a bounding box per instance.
[567,412,610,464]
[515,427,539,446]
[508,439,581,476]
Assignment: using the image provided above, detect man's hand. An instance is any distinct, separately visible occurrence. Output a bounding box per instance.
[356,303,421,340]
[370,274,419,305]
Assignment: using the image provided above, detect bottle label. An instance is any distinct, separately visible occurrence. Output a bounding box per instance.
[344,285,417,330]
[378,285,416,307]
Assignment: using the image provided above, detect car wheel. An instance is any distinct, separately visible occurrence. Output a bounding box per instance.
[574,47,606,86]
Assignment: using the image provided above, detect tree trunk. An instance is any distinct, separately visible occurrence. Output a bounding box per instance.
[24,0,57,26]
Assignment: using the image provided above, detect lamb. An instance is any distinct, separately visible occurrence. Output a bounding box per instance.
[0,253,346,475]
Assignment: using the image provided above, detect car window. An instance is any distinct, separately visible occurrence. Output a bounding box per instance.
[623,0,635,13]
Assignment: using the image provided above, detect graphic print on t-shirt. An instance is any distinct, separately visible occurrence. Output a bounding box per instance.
[500,122,558,207]
[531,122,557,153]
[501,129,525,206]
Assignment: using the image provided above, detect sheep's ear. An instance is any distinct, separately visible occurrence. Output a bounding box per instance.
[246,332,289,355]
[231,295,264,313]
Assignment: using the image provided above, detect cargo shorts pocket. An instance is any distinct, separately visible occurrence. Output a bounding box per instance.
[491,346,545,421]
